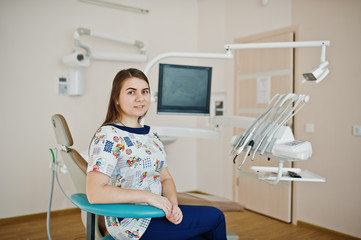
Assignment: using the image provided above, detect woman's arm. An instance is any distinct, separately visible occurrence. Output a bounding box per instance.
[86,171,172,216]
[160,167,178,205]
[160,167,183,224]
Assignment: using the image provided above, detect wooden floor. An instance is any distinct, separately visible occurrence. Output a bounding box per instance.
[0,208,358,240]
[224,211,357,240]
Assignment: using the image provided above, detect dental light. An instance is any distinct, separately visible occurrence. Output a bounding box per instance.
[302,61,329,83]
[62,27,147,95]
[302,43,329,83]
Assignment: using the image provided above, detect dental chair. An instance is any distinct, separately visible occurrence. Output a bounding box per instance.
[51,114,165,240]
[51,114,241,240]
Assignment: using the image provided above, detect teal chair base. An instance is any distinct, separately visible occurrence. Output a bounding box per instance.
[70,193,165,240]
[100,234,115,240]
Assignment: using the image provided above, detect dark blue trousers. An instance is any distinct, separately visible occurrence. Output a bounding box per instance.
[140,205,227,240]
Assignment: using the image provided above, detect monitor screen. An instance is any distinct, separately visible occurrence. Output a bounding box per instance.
[157,63,212,115]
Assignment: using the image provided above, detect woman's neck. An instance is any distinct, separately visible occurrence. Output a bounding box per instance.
[116,117,141,128]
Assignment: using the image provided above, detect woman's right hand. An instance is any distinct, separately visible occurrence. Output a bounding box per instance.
[147,193,173,217]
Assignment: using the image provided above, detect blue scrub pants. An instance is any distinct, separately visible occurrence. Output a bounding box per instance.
[140,205,227,240]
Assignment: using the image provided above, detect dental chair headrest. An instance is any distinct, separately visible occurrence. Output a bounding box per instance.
[51,114,74,147]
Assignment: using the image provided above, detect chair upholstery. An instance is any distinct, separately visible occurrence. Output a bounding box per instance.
[51,114,73,147]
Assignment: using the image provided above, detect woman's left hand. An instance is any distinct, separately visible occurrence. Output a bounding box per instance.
[166,204,183,224]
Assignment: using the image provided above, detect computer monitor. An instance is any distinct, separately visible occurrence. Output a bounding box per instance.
[157,63,212,115]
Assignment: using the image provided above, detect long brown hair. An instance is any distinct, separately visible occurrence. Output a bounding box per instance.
[101,68,150,127]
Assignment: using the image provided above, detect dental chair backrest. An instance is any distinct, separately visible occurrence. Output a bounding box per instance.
[51,114,88,193]
[51,114,106,239]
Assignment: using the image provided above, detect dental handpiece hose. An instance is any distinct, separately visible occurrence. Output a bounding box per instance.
[231,94,281,158]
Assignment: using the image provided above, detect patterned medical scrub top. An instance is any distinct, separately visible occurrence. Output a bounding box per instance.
[87,123,167,240]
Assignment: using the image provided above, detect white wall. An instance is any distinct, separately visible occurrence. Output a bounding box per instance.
[0,0,200,218]
[292,0,361,238]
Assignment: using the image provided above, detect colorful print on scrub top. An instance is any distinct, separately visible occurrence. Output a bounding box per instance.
[87,124,167,240]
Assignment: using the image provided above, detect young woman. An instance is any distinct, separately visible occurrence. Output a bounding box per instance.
[86,68,227,240]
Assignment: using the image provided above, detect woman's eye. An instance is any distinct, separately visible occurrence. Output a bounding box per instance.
[143,90,150,94]
[128,91,135,95]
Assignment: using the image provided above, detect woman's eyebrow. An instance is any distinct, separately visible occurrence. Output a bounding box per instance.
[126,87,137,91]
[125,87,150,91]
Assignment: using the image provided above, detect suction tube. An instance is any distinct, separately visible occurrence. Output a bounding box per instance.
[47,148,55,240]
[47,148,72,240]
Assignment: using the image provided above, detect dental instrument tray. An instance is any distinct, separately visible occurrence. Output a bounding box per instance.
[249,166,325,183]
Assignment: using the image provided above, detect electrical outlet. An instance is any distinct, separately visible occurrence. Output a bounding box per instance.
[58,76,68,95]
[353,125,361,136]
[305,123,315,133]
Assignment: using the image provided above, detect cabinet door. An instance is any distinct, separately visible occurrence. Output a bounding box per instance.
[233,31,294,222]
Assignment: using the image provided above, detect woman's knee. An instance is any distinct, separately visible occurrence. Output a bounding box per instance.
[180,205,225,227]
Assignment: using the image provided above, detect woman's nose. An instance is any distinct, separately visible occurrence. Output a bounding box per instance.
[135,92,144,101]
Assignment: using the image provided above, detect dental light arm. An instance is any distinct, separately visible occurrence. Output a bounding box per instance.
[225,40,330,50]
[74,27,147,62]
[225,40,330,84]
[62,27,147,95]
[141,40,330,140]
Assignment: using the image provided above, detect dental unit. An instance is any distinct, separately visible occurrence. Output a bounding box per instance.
[59,27,330,185]
[53,27,330,239]
[59,28,330,183]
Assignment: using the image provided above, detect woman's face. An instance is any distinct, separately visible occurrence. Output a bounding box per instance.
[117,77,151,122]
